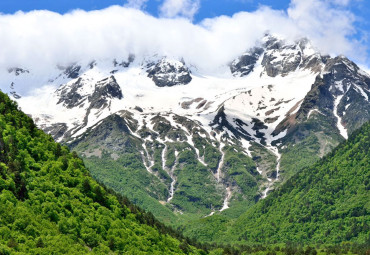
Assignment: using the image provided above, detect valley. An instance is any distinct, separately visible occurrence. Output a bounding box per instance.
[2,34,370,252]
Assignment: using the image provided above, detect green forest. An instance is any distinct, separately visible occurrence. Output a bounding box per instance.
[0,90,369,254]
[182,120,370,251]
[0,91,204,254]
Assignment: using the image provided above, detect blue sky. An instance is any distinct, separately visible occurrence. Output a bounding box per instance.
[0,0,290,18]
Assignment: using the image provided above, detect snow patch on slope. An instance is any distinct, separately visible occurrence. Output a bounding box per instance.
[333,95,348,139]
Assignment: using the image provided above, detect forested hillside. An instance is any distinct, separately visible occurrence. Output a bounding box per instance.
[1,88,369,254]
[184,121,370,246]
[0,91,202,254]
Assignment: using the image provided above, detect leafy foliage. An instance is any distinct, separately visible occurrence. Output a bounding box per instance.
[231,121,370,244]
[278,113,342,181]
[171,149,223,214]
[183,121,370,249]
[0,91,203,254]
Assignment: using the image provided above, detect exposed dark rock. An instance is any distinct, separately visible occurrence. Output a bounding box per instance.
[251,118,268,144]
[69,114,140,154]
[230,47,264,77]
[181,98,204,109]
[263,35,282,50]
[57,78,85,109]
[7,67,29,76]
[88,75,123,110]
[43,123,68,141]
[134,106,144,112]
[211,106,252,141]
[147,58,192,87]
[89,61,96,69]
[261,44,302,77]
[10,91,21,99]
[274,55,370,140]
[196,100,207,109]
[113,54,135,68]
[64,64,81,79]
[265,116,279,124]
[265,107,280,116]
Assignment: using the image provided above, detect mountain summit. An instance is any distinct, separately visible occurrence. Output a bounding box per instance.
[5,34,370,221]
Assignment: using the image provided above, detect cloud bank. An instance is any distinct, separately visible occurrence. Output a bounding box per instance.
[0,0,367,81]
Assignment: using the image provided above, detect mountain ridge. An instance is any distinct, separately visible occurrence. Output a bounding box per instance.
[4,34,370,223]
[0,90,203,254]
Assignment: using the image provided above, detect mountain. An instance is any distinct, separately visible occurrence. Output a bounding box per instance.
[5,34,370,224]
[183,121,370,246]
[0,91,203,254]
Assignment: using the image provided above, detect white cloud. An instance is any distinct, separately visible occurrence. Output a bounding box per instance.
[159,0,200,20]
[125,0,149,9]
[359,65,370,76]
[287,0,364,59]
[0,0,368,92]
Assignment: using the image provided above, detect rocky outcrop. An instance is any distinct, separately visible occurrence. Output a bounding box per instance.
[261,36,302,77]
[64,64,81,79]
[88,76,123,110]
[57,77,86,108]
[147,58,192,87]
[7,67,29,76]
[230,47,264,77]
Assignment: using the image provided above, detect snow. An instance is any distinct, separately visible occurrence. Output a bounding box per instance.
[167,151,178,203]
[220,187,232,212]
[16,55,318,203]
[8,43,345,204]
[333,95,348,139]
[186,134,207,166]
[161,143,167,171]
[222,68,316,146]
[261,185,271,199]
[241,139,252,157]
[307,109,325,119]
[266,145,281,179]
[142,140,155,173]
[333,79,345,93]
[259,145,281,199]
[353,84,369,101]
[15,52,317,145]
[206,211,215,217]
[216,143,225,182]
[256,167,262,175]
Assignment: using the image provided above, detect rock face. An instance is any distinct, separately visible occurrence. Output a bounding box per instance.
[261,43,302,77]
[57,77,86,108]
[64,64,81,79]
[230,35,327,78]
[113,54,135,68]
[57,75,123,110]
[43,123,68,142]
[9,34,370,222]
[88,76,123,110]
[147,58,192,87]
[7,67,29,76]
[230,47,264,77]
[286,56,370,134]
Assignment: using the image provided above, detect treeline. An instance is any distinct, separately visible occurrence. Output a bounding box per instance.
[1,90,369,254]
[0,91,204,254]
[228,120,370,246]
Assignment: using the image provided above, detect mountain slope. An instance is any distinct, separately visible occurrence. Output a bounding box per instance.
[0,91,202,254]
[6,34,370,223]
[184,121,370,245]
